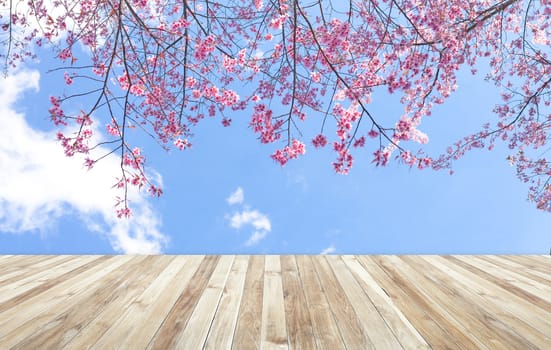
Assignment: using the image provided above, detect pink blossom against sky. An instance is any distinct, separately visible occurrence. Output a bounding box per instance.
[1,0,549,253]
[0,62,549,254]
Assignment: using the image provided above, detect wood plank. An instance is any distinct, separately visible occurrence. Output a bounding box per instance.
[313,255,371,349]
[326,255,402,349]
[504,255,551,280]
[9,255,142,349]
[0,255,13,267]
[518,255,551,268]
[147,255,221,350]
[173,255,234,349]
[480,255,551,287]
[295,255,344,349]
[0,255,12,262]
[399,255,541,350]
[91,256,204,349]
[204,255,249,350]
[0,253,29,262]
[0,255,58,278]
[342,256,430,350]
[0,256,125,347]
[122,256,204,349]
[421,255,551,349]
[280,255,316,350]
[0,255,100,306]
[62,256,175,350]
[232,255,265,350]
[0,255,548,349]
[453,256,551,308]
[261,256,288,350]
[0,256,73,288]
[442,256,551,336]
[0,255,74,289]
[0,256,104,316]
[373,255,494,349]
[357,256,471,349]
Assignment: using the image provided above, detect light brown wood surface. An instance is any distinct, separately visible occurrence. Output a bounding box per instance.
[0,255,549,349]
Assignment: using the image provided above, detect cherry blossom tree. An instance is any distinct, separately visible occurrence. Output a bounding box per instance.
[1,0,549,216]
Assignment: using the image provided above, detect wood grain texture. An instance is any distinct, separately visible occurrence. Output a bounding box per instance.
[419,256,551,349]
[0,255,548,349]
[232,255,264,350]
[204,255,248,350]
[16,255,149,349]
[295,255,345,349]
[174,255,234,349]
[147,255,220,350]
[326,255,401,350]
[358,256,474,350]
[64,255,173,350]
[280,255,315,350]
[341,255,429,350]
[260,256,288,350]
[313,255,371,349]
[442,256,551,337]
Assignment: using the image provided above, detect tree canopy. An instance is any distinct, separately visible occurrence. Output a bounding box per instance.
[1,0,549,216]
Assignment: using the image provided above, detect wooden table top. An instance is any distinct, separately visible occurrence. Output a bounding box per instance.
[0,255,549,349]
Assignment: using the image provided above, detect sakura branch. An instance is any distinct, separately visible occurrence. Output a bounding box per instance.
[1,0,549,214]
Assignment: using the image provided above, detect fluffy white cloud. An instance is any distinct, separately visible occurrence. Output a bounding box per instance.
[230,209,271,232]
[244,231,267,247]
[226,188,271,246]
[0,70,168,254]
[226,186,244,205]
[320,245,335,255]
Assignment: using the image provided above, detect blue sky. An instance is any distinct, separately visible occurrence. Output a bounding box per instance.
[0,55,550,254]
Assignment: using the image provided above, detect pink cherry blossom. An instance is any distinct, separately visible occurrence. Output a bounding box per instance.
[2,0,549,214]
[174,138,191,150]
[63,72,73,85]
[312,134,327,148]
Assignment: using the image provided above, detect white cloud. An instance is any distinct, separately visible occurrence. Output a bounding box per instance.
[226,190,271,246]
[245,231,268,247]
[320,245,336,255]
[0,70,168,254]
[230,209,271,232]
[226,186,244,205]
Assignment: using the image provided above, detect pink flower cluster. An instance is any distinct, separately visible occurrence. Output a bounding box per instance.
[49,96,67,126]
[57,48,72,62]
[106,120,120,136]
[373,149,390,167]
[271,139,306,166]
[117,72,130,90]
[216,89,240,106]
[130,84,145,96]
[400,151,433,169]
[123,147,145,170]
[170,18,190,33]
[332,142,353,174]
[250,104,283,144]
[312,134,327,148]
[194,35,216,61]
[253,0,263,10]
[6,0,548,215]
[269,15,287,30]
[63,72,73,85]
[56,130,92,157]
[334,103,360,140]
[174,138,191,150]
[92,63,106,77]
